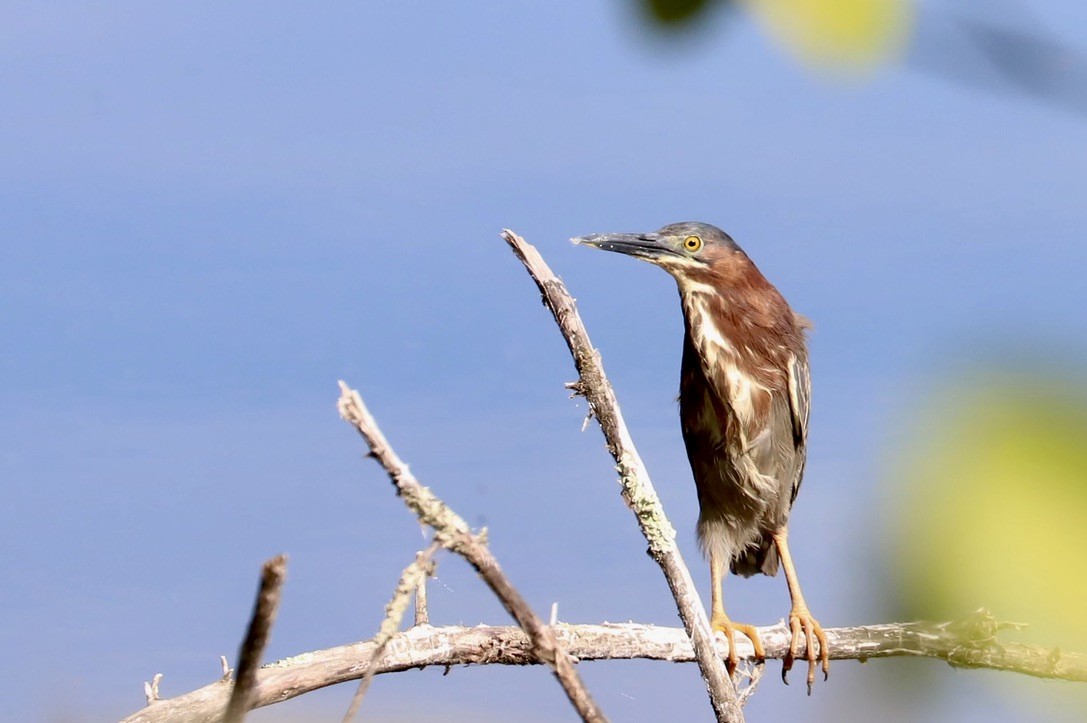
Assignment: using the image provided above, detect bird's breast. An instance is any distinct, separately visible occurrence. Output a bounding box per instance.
[681,293,774,441]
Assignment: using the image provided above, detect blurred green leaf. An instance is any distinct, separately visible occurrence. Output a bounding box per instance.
[639,0,718,26]
[891,375,1087,651]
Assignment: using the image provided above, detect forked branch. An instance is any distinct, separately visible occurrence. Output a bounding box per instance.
[343,543,439,722]
[121,230,1087,723]
[502,229,742,722]
[336,383,605,722]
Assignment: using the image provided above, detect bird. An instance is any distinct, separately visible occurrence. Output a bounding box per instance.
[573,221,828,690]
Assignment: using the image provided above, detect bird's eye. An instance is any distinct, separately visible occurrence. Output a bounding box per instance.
[683,235,703,252]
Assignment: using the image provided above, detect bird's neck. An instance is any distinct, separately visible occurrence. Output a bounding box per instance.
[679,288,772,430]
[676,281,798,388]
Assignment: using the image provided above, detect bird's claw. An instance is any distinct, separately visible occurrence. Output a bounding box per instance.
[711,612,765,677]
[781,606,829,694]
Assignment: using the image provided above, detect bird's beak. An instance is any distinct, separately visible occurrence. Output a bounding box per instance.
[571,232,676,262]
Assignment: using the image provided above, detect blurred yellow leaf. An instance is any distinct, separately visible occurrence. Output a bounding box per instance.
[891,376,1087,650]
[743,0,912,69]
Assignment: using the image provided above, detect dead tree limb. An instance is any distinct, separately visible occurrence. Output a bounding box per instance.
[121,230,1087,723]
[501,229,743,722]
[413,548,432,627]
[223,554,287,723]
[343,542,439,723]
[122,610,1086,722]
[336,382,606,722]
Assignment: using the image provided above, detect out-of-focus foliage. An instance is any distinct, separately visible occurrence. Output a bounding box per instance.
[636,0,1087,116]
[890,375,1087,651]
[639,0,721,26]
[744,0,912,68]
[636,0,911,68]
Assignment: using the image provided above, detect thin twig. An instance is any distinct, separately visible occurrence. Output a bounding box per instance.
[343,542,440,723]
[337,383,606,723]
[501,229,743,722]
[143,673,163,705]
[735,661,764,707]
[414,549,432,627]
[223,554,288,723]
[123,610,1087,722]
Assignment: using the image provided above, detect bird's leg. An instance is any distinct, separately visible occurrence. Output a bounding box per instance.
[772,527,829,692]
[709,547,765,674]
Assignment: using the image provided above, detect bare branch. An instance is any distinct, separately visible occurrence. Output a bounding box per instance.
[501,229,742,722]
[413,549,433,627]
[337,382,606,722]
[122,610,1087,722]
[143,673,163,705]
[223,554,288,723]
[735,662,763,707]
[343,543,440,723]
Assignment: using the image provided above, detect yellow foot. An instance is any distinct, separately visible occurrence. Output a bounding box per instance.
[711,612,766,673]
[782,606,829,694]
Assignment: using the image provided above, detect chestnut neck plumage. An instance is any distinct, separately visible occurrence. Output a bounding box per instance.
[674,257,804,396]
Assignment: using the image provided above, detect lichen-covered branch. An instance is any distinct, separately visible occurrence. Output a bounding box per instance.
[122,610,1086,722]
[501,229,743,722]
[343,543,439,723]
[336,383,605,723]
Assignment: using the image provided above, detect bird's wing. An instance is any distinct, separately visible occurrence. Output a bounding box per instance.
[785,351,811,504]
[786,351,811,445]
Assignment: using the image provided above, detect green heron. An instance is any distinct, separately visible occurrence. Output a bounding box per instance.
[574,221,828,690]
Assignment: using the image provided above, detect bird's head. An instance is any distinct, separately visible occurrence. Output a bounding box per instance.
[572,221,750,291]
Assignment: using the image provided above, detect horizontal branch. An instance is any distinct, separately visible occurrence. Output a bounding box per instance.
[123,610,1085,722]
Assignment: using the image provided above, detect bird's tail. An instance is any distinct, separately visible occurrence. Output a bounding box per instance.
[731,536,779,577]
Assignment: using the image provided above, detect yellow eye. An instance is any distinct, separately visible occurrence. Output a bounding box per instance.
[683,235,702,252]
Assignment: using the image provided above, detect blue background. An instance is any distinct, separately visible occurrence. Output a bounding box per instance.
[3,2,1086,721]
